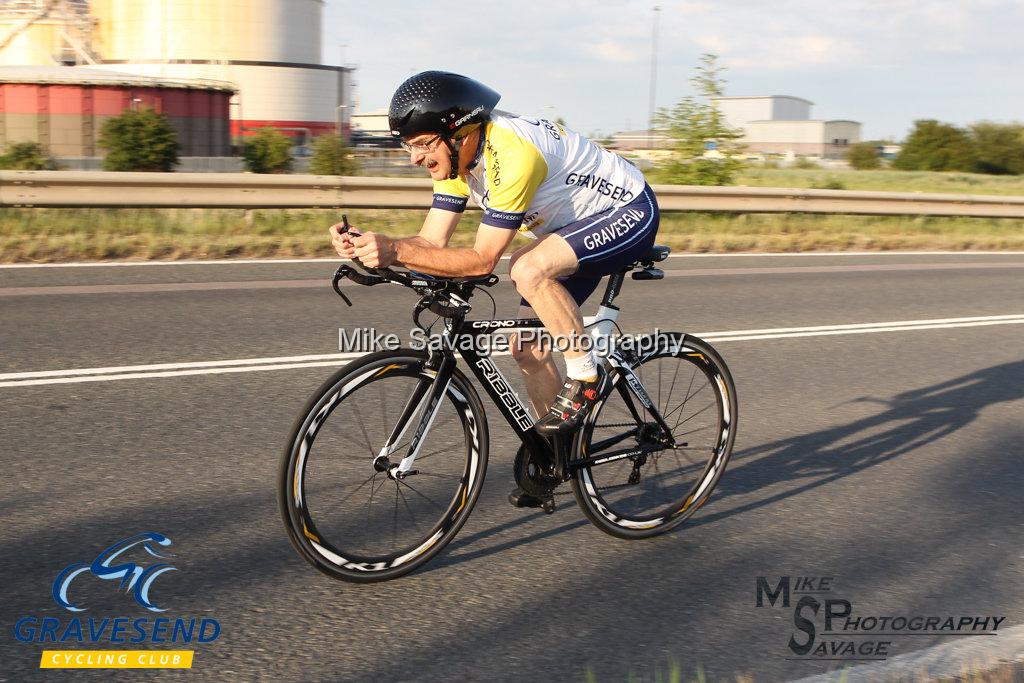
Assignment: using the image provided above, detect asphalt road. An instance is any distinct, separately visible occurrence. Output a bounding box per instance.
[1,252,1022,682]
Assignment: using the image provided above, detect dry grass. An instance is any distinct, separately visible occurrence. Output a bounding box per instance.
[734,168,1024,196]
[1,207,1022,263]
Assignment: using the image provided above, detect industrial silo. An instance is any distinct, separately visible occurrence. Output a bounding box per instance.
[85,0,351,144]
[0,0,95,66]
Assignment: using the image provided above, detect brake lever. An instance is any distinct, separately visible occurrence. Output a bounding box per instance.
[332,265,353,306]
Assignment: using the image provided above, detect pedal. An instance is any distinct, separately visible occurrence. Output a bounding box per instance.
[541,497,556,515]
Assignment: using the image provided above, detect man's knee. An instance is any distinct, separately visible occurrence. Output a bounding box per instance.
[509,254,546,298]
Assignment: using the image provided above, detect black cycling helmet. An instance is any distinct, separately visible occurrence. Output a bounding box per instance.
[389,71,500,179]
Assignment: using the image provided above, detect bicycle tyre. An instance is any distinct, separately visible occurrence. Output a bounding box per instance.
[570,334,737,539]
[278,349,489,582]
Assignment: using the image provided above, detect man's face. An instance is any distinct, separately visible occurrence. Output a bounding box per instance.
[404,134,449,180]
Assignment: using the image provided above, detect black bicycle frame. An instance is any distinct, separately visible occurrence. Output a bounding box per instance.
[381,265,677,478]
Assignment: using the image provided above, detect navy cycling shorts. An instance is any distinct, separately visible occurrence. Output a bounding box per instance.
[520,183,660,308]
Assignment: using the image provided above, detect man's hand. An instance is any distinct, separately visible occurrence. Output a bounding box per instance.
[328,221,358,259]
[352,231,398,269]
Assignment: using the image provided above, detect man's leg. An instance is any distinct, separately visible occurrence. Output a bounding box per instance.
[508,241,574,415]
[509,319,562,418]
[510,235,612,436]
[509,234,590,374]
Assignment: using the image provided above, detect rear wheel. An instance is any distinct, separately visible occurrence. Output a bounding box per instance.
[279,350,488,582]
[571,335,737,539]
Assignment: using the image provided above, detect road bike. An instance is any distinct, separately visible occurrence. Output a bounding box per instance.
[279,244,738,582]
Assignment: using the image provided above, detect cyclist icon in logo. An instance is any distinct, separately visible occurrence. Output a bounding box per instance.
[52,532,176,613]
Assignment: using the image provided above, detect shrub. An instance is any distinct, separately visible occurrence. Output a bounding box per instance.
[812,177,846,190]
[894,119,975,172]
[969,121,1024,175]
[242,127,293,173]
[98,107,179,172]
[0,141,57,170]
[846,142,881,170]
[309,134,359,176]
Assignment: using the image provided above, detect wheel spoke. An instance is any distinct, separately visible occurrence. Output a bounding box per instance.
[398,479,449,512]
[673,401,717,431]
[351,401,377,458]
[396,484,423,532]
[662,371,705,424]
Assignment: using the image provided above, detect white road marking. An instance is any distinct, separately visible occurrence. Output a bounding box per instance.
[1,252,1023,268]
[1,314,1022,388]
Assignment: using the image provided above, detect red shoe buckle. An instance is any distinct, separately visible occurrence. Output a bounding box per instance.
[572,402,581,410]
[583,389,597,400]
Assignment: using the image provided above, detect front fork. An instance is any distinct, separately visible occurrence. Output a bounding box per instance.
[372,350,455,479]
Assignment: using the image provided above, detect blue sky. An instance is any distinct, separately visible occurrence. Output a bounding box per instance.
[322,0,1023,141]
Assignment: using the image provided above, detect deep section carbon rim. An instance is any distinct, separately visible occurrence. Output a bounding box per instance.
[281,354,486,580]
[572,338,736,536]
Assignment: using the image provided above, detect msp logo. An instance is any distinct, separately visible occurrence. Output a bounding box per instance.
[14,532,221,670]
[756,575,1007,663]
[53,532,176,613]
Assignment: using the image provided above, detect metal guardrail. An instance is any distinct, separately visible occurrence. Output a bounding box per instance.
[2,171,1024,218]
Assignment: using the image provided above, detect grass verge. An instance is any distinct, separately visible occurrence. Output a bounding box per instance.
[1,208,1023,263]
[734,168,1024,196]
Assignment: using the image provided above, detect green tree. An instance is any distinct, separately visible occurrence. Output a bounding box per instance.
[969,121,1024,175]
[242,127,293,173]
[893,119,975,172]
[0,141,57,170]
[846,142,882,170]
[98,107,179,172]
[652,53,745,185]
[309,133,359,176]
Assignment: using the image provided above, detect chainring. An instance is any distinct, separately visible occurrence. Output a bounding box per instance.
[513,444,561,497]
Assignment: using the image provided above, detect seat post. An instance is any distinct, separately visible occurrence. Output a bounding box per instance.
[600,271,626,309]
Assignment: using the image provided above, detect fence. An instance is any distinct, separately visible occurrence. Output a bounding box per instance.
[2,171,1024,217]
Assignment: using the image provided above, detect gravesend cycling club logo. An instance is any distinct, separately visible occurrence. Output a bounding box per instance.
[53,532,176,612]
[756,575,1007,663]
[13,532,221,670]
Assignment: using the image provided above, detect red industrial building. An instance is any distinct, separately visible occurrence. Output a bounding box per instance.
[0,65,234,156]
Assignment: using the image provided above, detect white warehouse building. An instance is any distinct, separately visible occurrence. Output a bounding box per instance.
[712,95,861,159]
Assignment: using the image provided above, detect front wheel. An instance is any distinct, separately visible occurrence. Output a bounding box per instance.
[278,350,489,582]
[571,334,737,539]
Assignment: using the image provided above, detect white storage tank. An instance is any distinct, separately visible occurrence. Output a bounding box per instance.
[0,0,94,66]
[89,0,321,64]
[84,0,351,144]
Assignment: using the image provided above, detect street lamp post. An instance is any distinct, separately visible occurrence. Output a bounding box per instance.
[336,104,350,143]
[648,5,661,150]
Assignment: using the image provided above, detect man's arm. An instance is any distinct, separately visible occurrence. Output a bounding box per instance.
[352,222,516,276]
[396,223,516,276]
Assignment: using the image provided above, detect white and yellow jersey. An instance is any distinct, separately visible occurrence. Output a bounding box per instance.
[430,113,646,236]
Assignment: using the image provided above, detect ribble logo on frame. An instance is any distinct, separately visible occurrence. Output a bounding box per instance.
[53,532,177,613]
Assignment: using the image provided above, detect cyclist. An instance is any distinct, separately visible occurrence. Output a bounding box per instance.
[330,71,660,501]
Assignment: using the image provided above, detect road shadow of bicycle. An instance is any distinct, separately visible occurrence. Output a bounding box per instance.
[431,359,1024,570]
[699,358,1024,525]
